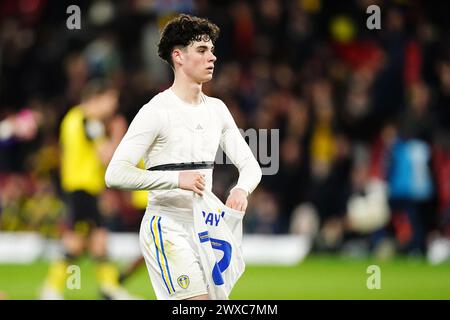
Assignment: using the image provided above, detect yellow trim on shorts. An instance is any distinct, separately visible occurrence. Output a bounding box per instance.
[152,216,175,294]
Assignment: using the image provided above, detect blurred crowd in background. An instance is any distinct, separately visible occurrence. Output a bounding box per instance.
[1,0,449,259]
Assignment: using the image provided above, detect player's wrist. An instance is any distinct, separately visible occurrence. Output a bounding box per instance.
[230,186,248,197]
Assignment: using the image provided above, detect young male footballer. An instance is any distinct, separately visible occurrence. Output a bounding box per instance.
[105,14,261,300]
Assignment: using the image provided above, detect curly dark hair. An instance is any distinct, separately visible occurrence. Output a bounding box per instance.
[157,14,220,67]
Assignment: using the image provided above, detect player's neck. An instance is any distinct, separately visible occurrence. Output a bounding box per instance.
[171,74,203,105]
[80,102,97,120]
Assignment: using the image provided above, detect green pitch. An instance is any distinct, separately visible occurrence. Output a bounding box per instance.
[0,255,449,300]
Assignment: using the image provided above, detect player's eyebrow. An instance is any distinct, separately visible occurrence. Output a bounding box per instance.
[196,45,214,52]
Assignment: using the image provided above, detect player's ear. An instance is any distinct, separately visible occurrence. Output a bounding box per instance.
[172,49,183,65]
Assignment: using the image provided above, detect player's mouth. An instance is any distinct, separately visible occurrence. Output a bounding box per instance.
[206,66,214,72]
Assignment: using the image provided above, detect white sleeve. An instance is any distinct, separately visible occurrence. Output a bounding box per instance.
[219,102,262,195]
[105,103,179,191]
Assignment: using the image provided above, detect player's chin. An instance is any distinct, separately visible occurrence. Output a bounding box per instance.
[201,74,214,83]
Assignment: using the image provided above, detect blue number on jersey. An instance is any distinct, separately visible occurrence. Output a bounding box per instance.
[210,238,232,285]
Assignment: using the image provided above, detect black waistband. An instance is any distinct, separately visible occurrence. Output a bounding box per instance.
[147,161,214,171]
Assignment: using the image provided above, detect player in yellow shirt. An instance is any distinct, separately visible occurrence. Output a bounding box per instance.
[40,79,134,299]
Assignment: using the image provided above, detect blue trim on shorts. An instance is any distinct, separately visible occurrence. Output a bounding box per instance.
[150,215,171,295]
[157,217,176,293]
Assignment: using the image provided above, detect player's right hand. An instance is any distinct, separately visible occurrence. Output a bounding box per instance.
[178,171,206,196]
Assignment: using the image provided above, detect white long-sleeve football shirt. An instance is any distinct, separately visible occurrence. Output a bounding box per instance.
[105,88,262,220]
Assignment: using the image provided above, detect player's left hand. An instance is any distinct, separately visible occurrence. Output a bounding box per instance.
[225,188,248,212]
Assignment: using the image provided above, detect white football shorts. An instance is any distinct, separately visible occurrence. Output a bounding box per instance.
[139,210,209,300]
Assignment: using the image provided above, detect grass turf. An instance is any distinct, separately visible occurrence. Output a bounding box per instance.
[0,254,449,300]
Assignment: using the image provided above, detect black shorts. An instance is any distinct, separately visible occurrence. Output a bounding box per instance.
[65,190,104,233]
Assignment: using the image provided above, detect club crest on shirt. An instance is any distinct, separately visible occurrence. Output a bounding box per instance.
[177,275,190,289]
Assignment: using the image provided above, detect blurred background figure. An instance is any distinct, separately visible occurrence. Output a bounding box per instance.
[40,79,135,299]
[385,81,434,256]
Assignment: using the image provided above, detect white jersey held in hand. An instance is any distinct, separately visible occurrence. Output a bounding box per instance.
[193,189,245,300]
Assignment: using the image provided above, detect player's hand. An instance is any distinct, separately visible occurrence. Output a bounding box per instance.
[226,188,248,212]
[178,171,206,196]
